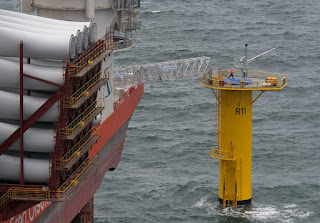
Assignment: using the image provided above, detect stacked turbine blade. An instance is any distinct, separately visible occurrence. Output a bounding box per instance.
[0,9,97,60]
[0,9,98,184]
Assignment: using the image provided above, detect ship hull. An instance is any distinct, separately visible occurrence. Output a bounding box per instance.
[5,84,144,223]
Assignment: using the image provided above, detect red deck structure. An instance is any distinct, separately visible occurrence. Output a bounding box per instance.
[0,28,145,223]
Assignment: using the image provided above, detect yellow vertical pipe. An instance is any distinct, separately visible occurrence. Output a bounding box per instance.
[218,89,252,204]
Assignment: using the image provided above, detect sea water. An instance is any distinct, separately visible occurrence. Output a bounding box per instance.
[96,1,320,222]
[3,0,320,222]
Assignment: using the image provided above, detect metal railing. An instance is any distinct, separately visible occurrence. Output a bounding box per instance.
[66,29,114,76]
[114,36,133,51]
[121,20,141,32]
[55,156,97,200]
[113,85,137,110]
[58,127,100,170]
[114,57,211,87]
[201,69,287,90]
[113,0,140,10]
[64,70,109,108]
[211,146,236,161]
[0,156,97,212]
[61,100,104,139]
[0,189,12,209]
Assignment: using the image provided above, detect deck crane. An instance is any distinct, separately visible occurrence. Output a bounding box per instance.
[113,56,211,87]
[235,43,279,80]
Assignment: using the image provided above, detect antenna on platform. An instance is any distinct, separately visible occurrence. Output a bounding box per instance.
[235,43,280,79]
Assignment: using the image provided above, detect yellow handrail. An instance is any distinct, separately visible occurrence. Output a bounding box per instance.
[67,39,114,76]
[65,69,109,107]
[209,69,286,79]
[211,146,235,160]
[61,99,104,138]
[58,127,100,169]
[56,156,97,199]
[201,69,287,89]
[0,156,98,207]
[0,188,13,207]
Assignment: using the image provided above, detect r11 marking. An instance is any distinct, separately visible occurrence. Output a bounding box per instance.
[236,107,246,115]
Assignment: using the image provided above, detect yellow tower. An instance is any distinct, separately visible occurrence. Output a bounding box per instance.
[201,47,287,207]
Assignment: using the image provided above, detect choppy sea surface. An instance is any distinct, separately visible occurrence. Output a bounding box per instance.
[3,0,320,222]
[96,1,320,222]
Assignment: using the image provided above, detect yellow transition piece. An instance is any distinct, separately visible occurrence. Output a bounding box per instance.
[219,90,252,204]
[201,69,287,207]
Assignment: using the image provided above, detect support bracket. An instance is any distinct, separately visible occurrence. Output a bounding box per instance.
[251,91,265,104]
[211,89,221,104]
[0,88,63,156]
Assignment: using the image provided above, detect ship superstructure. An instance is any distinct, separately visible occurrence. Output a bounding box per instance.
[0,1,142,222]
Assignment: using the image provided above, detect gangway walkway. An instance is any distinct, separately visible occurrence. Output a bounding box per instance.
[114,57,211,87]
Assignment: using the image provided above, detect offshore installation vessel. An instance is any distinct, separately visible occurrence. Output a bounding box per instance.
[0,1,210,222]
[0,1,143,222]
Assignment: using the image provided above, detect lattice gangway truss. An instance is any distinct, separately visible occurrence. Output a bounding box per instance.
[113,57,211,87]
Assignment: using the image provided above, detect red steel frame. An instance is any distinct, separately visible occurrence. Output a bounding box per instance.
[0,41,64,220]
[19,41,24,185]
[0,29,114,221]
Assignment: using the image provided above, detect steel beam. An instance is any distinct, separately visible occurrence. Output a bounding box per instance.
[23,73,63,88]
[0,88,63,156]
[20,41,24,185]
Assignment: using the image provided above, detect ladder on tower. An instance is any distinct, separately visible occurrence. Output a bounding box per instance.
[222,148,238,208]
[215,89,221,144]
[113,57,211,87]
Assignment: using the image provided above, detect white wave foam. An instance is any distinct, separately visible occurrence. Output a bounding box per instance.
[226,204,311,222]
[193,196,312,222]
[193,194,209,208]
